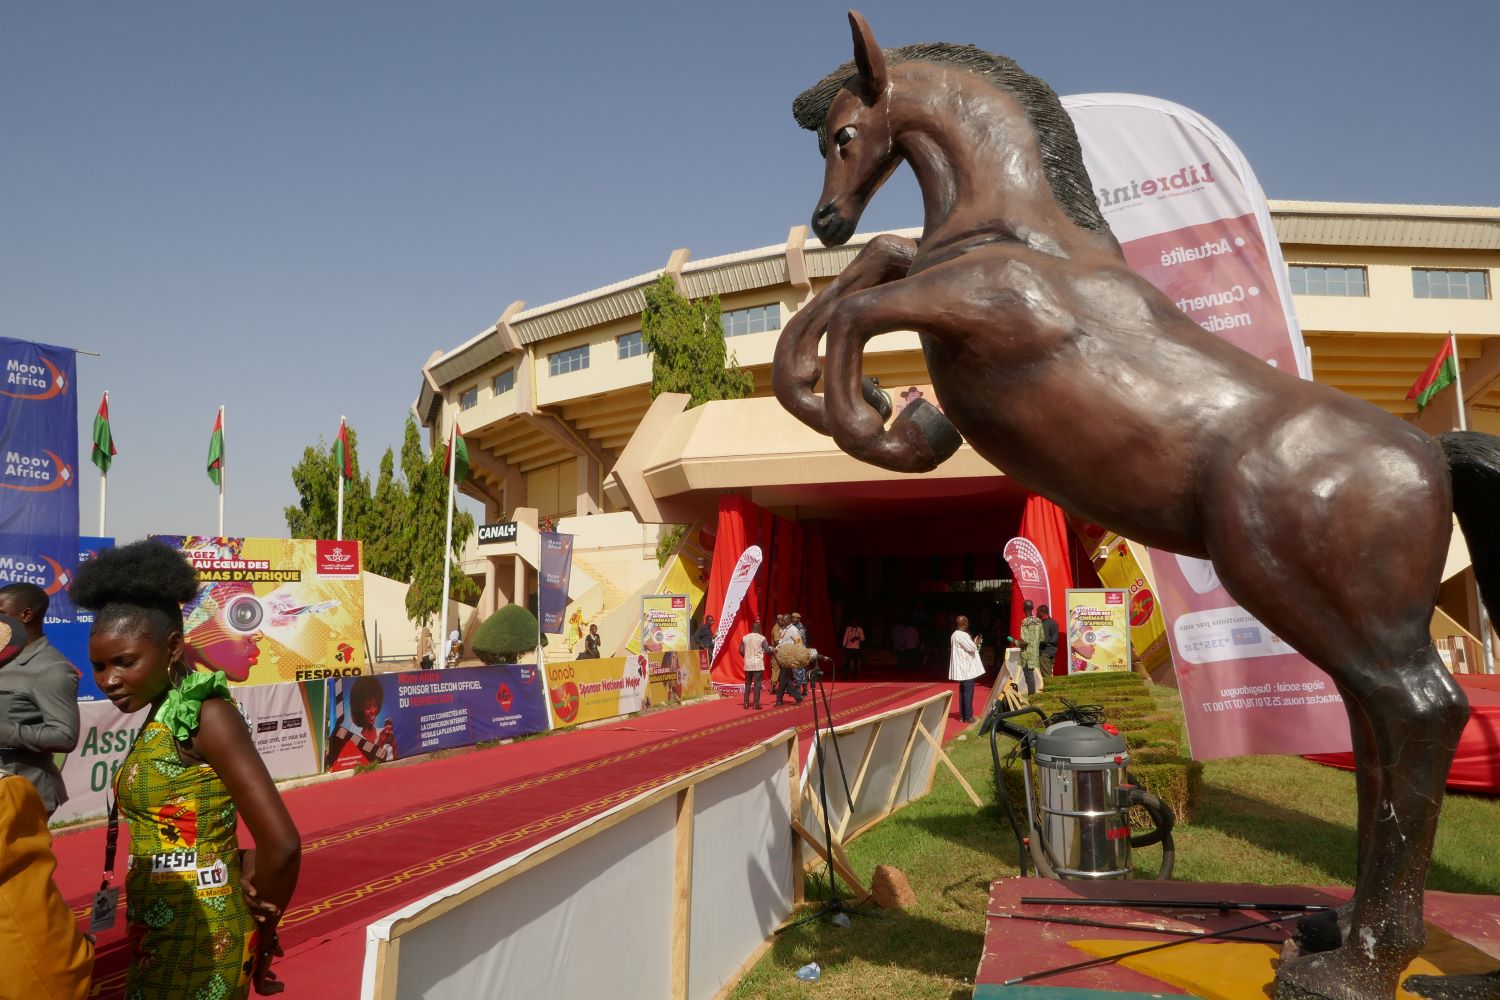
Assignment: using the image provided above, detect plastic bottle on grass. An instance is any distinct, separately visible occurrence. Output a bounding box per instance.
[795,962,821,982]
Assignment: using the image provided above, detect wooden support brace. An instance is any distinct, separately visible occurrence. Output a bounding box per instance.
[916,721,984,808]
[671,785,695,1000]
[881,714,924,817]
[790,817,870,902]
[836,720,883,842]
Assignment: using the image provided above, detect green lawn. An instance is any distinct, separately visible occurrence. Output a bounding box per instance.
[729,707,1500,999]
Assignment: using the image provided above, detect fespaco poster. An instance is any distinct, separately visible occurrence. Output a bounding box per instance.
[153,536,368,686]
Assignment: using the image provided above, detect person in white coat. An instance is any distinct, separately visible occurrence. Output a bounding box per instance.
[949,615,984,724]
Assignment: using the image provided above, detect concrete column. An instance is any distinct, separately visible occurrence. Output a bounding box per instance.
[479,557,499,620]
[576,454,602,516]
[513,555,527,615]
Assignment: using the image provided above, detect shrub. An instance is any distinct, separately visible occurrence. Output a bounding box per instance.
[473,604,542,664]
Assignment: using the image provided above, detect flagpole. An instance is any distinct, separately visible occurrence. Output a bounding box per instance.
[336,415,346,542]
[98,392,109,536]
[1453,331,1496,673]
[438,425,458,669]
[218,406,225,536]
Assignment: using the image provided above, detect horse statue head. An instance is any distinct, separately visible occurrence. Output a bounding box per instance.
[792,12,1112,250]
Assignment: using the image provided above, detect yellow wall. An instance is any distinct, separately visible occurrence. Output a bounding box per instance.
[525,458,579,519]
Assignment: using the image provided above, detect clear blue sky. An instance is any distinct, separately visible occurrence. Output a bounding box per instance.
[4,0,1497,543]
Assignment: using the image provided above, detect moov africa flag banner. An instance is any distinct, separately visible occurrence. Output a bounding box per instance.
[1065,589,1131,674]
[151,536,368,686]
[1065,94,1345,760]
[0,337,80,618]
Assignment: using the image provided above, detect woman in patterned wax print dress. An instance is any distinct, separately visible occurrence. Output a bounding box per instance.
[72,541,301,998]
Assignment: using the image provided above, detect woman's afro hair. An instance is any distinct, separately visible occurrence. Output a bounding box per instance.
[71,540,199,613]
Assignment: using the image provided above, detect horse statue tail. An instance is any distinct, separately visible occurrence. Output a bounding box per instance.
[1439,431,1500,621]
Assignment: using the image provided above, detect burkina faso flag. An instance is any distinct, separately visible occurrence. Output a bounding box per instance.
[206,410,224,487]
[334,419,354,481]
[443,425,469,483]
[1407,338,1459,412]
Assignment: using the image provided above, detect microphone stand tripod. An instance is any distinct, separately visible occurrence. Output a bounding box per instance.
[778,655,880,932]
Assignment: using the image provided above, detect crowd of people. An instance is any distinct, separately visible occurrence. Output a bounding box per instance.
[733,611,818,710]
[0,541,301,1000]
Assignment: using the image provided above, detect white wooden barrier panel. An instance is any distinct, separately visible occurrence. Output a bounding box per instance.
[795,691,976,898]
[361,729,798,1000]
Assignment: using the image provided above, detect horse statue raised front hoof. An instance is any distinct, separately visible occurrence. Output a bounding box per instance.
[861,376,892,420]
[894,398,962,469]
[773,12,1500,1000]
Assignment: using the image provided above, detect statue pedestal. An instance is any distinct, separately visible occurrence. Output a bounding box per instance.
[977,877,1499,1000]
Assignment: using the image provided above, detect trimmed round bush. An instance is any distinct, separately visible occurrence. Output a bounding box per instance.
[473,604,543,664]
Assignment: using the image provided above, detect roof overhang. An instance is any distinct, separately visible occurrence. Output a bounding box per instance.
[612,394,1007,523]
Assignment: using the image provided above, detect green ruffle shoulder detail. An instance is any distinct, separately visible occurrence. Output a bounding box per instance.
[154,670,232,741]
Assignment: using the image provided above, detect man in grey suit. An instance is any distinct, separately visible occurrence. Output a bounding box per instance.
[0,582,81,815]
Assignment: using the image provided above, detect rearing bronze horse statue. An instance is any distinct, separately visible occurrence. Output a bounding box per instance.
[773,13,1500,1000]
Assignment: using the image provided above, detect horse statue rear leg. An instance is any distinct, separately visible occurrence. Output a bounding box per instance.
[1199,421,1469,1000]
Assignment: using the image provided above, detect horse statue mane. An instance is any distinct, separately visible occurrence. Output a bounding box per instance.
[791,42,1109,235]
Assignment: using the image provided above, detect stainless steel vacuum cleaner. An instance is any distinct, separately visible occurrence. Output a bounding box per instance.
[986,698,1175,880]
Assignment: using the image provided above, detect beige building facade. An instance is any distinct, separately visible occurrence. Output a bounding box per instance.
[419,202,1500,659]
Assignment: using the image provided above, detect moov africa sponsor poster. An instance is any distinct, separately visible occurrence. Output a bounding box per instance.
[1065,589,1131,674]
[153,536,368,686]
[323,664,549,773]
[545,656,646,728]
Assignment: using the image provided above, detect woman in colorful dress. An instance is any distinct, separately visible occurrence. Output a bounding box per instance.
[73,540,301,998]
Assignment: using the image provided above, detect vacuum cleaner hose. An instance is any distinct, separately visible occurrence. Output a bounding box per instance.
[1125,786,1176,881]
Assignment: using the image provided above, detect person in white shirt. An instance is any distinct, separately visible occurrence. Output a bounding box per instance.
[739,621,767,709]
[949,615,984,724]
[841,620,866,678]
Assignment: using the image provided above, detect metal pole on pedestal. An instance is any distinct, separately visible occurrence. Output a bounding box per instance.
[1449,332,1494,674]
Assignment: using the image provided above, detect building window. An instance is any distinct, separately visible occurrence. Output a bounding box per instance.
[1413,268,1489,300]
[617,330,650,360]
[492,369,515,395]
[548,344,590,376]
[1288,265,1367,297]
[458,387,478,410]
[721,303,781,337]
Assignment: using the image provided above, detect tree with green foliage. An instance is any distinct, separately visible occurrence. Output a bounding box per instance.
[283,426,376,544]
[472,604,544,664]
[286,415,478,626]
[402,418,481,625]
[640,273,754,407]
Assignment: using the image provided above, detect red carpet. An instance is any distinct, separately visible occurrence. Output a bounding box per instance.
[1308,674,1500,794]
[53,678,978,999]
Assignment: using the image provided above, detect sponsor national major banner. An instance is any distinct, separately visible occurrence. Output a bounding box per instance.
[539,531,573,635]
[51,680,319,826]
[1065,589,1131,674]
[323,663,549,772]
[1065,94,1347,759]
[545,656,645,728]
[0,337,80,620]
[1092,534,1171,675]
[152,536,368,686]
[645,649,708,707]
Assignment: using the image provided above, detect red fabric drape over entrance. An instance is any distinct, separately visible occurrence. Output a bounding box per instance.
[705,495,835,688]
[1007,494,1076,675]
